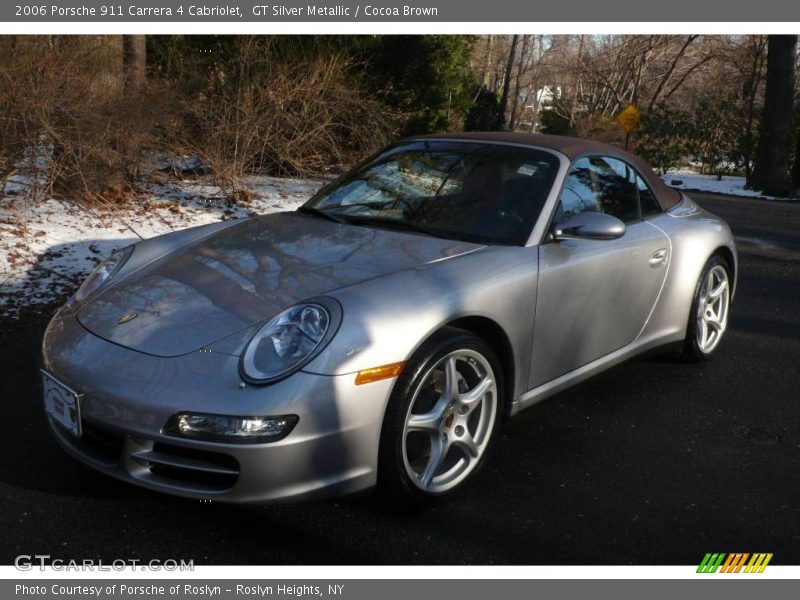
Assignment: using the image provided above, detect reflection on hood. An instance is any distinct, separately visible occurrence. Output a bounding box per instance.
[77,212,483,356]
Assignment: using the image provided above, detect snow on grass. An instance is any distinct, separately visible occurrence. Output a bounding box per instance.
[661,170,792,200]
[0,175,323,317]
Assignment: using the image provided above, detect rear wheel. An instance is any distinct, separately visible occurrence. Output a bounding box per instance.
[682,255,731,361]
[378,328,504,501]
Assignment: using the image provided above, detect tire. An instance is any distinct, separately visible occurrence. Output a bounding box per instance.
[378,327,505,502]
[682,255,732,362]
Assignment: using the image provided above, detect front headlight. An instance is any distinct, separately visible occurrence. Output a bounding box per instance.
[240,298,342,384]
[73,245,134,303]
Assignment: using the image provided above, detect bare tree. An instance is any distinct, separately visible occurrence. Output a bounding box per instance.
[717,35,767,180]
[496,35,519,129]
[509,35,531,130]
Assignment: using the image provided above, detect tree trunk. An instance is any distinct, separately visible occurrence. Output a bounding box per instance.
[509,36,530,131]
[496,35,519,130]
[791,120,800,194]
[123,35,147,92]
[479,36,493,89]
[751,35,796,196]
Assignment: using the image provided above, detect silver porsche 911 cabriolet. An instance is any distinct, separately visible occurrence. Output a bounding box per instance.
[41,133,736,502]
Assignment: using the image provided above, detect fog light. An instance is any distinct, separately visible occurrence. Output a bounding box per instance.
[164,412,298,444]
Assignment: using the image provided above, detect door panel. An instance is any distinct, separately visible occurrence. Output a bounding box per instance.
[530,221,669,387]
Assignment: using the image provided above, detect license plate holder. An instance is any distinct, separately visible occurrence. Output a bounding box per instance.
[42,370,82,438]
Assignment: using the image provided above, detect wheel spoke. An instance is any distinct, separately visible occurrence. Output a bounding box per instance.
[407,410,442,432]
[706,270,716,295]
[407,387,450,432]
[419,434,446,487]
[459,376,493,409]
[698,318,709,348]
[708,281,727,299]
[706,315,722,333]
[453,434,479,459]
[443,356,460,403]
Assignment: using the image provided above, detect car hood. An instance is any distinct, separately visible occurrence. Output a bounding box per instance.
[77,212,483,357]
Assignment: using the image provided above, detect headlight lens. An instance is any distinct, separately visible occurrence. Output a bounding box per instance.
[73,245,133,303]
[240,300,340,384]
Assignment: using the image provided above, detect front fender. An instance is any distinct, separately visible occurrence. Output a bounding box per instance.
[303,245,540,401]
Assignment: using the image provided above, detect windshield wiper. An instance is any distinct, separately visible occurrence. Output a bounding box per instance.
[344,216,445,238]
[296,206,349,224]
[297,207,470,243]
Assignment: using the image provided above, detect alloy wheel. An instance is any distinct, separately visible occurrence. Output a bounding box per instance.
[696,264,730,354]
[401,349,498,493]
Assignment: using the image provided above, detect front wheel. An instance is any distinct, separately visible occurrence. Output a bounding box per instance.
[378,328,504,501]
[682,255,732,361]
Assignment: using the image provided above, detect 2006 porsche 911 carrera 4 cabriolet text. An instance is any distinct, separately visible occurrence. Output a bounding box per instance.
[41,133,737,502]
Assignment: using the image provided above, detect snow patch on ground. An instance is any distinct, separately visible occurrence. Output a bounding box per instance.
[0,175,323,317]
[661,170,791,200]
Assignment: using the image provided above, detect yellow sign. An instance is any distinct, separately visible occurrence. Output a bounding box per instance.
[617,105,640,133]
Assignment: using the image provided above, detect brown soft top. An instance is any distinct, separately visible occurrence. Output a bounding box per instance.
[410,132,681,210]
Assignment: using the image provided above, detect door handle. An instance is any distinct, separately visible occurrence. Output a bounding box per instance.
[649,248,668,269]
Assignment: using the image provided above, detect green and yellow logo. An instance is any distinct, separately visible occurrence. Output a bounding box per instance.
[697,553,773,573]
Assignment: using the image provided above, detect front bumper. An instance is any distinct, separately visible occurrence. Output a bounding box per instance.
[41,311,394,503]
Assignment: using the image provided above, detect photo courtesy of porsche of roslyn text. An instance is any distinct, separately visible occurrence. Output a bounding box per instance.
[1,32,798,567]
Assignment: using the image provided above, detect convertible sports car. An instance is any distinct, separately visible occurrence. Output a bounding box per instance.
[41,132,736,502]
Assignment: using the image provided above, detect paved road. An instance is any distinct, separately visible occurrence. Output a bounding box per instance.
[1,192,798,565]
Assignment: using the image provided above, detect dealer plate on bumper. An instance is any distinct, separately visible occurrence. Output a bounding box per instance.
[41,370,82,438]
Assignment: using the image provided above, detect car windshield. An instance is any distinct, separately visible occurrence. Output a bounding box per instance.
[302,141,561,245]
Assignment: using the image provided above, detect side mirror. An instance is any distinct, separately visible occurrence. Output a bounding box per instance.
[553,212,626,241]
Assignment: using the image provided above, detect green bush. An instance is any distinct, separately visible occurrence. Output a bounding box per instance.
[635,107,692,175]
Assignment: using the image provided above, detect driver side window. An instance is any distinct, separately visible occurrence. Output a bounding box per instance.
[557,156,639,223]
